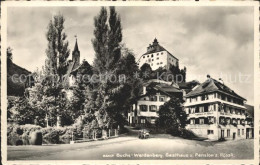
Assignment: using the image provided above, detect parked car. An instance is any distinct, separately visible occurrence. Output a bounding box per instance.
[138,129,150,139]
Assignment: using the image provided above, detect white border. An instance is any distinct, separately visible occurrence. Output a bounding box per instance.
[1,1,259,165]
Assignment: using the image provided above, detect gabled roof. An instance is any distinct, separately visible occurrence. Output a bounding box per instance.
[185,78,246,101]
[244,104,254,118]
[139,80,182,99]
[138,38,178,63]
[143,44,167,55]
[178,80,200,89]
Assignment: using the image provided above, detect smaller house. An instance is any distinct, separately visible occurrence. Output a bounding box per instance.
[128,79,183,127]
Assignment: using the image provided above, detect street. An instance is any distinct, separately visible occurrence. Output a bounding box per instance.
[8,134,254,160]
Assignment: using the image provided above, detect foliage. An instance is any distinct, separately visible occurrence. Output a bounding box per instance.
[87,6,139,130]
[9,97,45,126]
[156,97,187,130]
[45,13,70,77]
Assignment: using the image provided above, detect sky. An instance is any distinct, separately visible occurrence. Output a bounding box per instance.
[7,6,255,104]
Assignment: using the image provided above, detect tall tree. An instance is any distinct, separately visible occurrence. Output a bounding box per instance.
[88,7,133,130]
[45,13,70,78]
[107,6,123,70]
[92,7,108,73]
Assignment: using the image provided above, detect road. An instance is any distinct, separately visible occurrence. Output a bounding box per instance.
[8,134,254,160]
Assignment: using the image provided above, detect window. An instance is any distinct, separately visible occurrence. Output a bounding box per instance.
[208,117,215,124]
[190,119,195,124]
[159,96,165,102]
[160,62,163,64]
[143,56,145,58]
[199,118,204,124]
[242,129,244,135]
[207,130,214,135]
[226,118,231,124]
[227,129,230,137]
[157,53,159,55]
[150,96,157,101]
[151,118,156,124]
[161,52,163,55]
[140,105,148,112]
[157,57,159,60]
[152,59,154,61]
[149,105,157,112]
[151,54,153,57]
[141,119,146,124]
[238,129,240,136]
[147,55,149,57]
[199,106,204,113]
[157,63,159,65]
[151,64,153,66]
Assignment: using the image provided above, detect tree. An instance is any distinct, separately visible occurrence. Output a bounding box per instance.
[45,13,70,78]
[108,6,122,69]
[43,13,70,126]
[156,97,187,131]
[140,63,152,80]
[92,7,109,73]
[88,7,135,130]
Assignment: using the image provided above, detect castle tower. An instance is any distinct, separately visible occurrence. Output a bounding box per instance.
[72,38,80,68]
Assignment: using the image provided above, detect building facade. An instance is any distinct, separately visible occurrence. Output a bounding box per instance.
[128,79,183,126]
[184,76,254,140]
[137,38,179,70]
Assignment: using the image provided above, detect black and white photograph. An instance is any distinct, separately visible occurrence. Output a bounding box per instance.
[1,1,258,163]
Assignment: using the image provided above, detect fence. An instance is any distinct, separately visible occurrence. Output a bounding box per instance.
[82,128,118,140]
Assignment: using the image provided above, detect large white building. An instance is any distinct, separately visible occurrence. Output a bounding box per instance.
[137,38,179,70]
[184,75,254,141]
[128,79,183,126]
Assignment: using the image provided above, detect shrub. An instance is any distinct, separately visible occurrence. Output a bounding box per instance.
[166,127,181,136]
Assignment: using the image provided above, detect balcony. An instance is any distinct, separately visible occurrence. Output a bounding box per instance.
[184,98,246,109]
[218,112,246,119]
[188,111,217,118]
[138,111,159,117]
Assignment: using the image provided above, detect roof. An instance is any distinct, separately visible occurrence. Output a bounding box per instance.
[154,83,182,93]
[244,104,254,118]
[66,60,79,76]
[138,38,178,62]
[178,80,200,89]
[139,80,182,99]
[185,78,246,101]
[143,43,167,55]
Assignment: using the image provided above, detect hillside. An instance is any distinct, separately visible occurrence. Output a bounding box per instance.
[7,60,31,96]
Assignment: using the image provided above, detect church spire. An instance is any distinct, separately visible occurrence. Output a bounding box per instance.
[73,35,79,52]
[72,35,80,68]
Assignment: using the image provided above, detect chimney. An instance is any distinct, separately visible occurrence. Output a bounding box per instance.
[143,86,147,95]
[206,74,211,82]
[219,78,224,85]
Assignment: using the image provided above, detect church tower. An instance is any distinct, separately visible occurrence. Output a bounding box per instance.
[72,38,80,68]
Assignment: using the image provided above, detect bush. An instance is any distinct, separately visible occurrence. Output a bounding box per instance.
[7,123,84,145]
[166,127,197,139]
[166,127,181,136]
